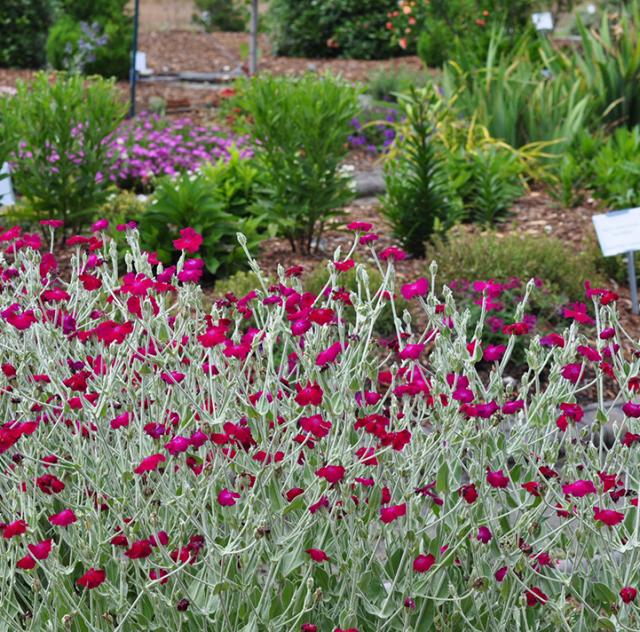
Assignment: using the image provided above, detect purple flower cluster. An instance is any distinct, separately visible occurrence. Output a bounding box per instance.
[348,109,399,154]
[104,114,253,191]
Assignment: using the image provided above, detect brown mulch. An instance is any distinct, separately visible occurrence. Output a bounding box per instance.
[138,31,423,81]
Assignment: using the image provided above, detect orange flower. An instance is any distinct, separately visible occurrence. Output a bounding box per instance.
[399,38,408,50]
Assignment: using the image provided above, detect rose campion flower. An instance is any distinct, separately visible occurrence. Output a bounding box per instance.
[495,566,508,582]
[306,548,329,563]
[77,568,106,589]
[173,227,203,253]
[316,342,344,367]
[295,381,323,406]
[334,259,355,272]
[486,468,509,489]
[413,553,435,573]
[217,489,240,507]
[483,344,506,362]
[316,465,345,484]
[399,344,425,361]
[476,526,492,543]
[301,625,318,632]
[48,509,77,527]
[620,586,637,604]
[347,221,372,231]
[525,586,548,607]
[3,519,28,539]
[562,480,596,498]
[134,453,166,475]
[459,483,478,504]
[380,503,406,524]
[623,402,640,418]
[593,506,624,526]
[28,539,52,560]
[401,277,429,300]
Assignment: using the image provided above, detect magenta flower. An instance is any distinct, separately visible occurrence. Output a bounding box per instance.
[401,277,429,300]
[217,488,241,507]
[173,227,203,254]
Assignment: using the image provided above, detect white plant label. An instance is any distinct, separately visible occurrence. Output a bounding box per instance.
[593,208,640,257]
[0,162,15,207]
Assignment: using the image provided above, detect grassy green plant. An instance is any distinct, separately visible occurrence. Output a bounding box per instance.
[241,74,359,254]
[382,87,463,257]
[366,67,427,102]
[427,228,605,300]
[590,125,640,208]
[0,72,125,229]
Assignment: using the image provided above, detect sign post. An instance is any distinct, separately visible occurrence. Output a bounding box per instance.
[592,208,640,315]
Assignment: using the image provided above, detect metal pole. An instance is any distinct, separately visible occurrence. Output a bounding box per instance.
[129,0,140,118]
[628,251,639,315]
[249,0,258,75]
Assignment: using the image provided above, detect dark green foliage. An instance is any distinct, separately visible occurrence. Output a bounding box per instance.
[268,0,400,60]
[0,73,126,229]
[454,146,524,225]
[139,161,271,278]
[382,87,463,257]
[193,0,248,32]
[0,0,54,68]
[241,74,359,254]
[46,0,132,79]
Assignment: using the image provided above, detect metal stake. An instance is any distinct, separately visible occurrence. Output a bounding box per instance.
[129,0,140,118]
[628,250,639,315]
[249,0,259,75]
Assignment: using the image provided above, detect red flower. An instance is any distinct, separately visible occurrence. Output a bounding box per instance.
[173,227,203,253]
[49,509,77,527]
[316,342,345,367]
[593,506,624,526]
[28,539,52,560]
[306,548,329,563]
[316,465,345,484]
[476,526,492,543]
[125,539,153,559]
[301,625,318,632]
[486,468,509,489]
[295,381,323,406]
[413,553,435,573]
[17,555,36,570]
[495,566,508,582]
[562,479,596,498]
[77,568,106,589]
[218,488,241,507]
[401,277,429,300]
[3,519,28,539]
[380,503,406,524]
[620,586,637,604]
[483,344,506,362]
[623,402,640,418]
[134,453,166,475]
[399,344,425,361]
[346,221,372,231]
[334,259,355,272]
[525,586,548,607]
[459,483,478,504]
[285,487,304,502]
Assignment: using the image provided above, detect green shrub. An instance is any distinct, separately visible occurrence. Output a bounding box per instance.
[193,0,248,32]
[139,173,269,278]
[427,229,605,300]
[382,87,463,257]
[46,0,132,79]
[366,67,426,103]
[590,126,640,209]
[453,146,524,225]
[268,0,400,60]
[0,0,54,68]
[241,74,358,253]
[0,72,126,229]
